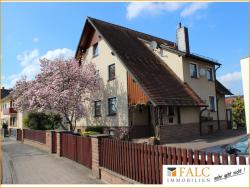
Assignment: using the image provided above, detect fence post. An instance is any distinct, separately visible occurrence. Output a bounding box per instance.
[21,129,24,142]
[90,134,110,179]
[55,131,65,157]
[45,131,52,153]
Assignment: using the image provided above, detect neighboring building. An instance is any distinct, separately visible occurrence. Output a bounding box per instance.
[75,17,232,143]
[225,95,244,109]
[0,87,24,129]
[241,57,249,133]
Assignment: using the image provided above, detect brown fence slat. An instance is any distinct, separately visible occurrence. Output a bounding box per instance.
[207,152,212,165]
[222,154,228,165]
[163,147,167,165]
[147,145,152,184]
[230,155,237,165]
[239,156,246,165]
[194,150,199,165]
[150,145,155,184]
[200,151,206,165]
[182,148,187,165]
[177,148,182,165]
[167,147,172,165]
[140,144,145,183]
[143,144,148,184]
[188,149,193,165]
[172,147,177,165]
[154,146,159,184]
[214,153,220,165]
[158,146,163,184]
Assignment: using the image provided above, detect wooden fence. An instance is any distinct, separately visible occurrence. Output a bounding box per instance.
[23,129,46,144]
[101,138,248,184]
[61,133,92,169]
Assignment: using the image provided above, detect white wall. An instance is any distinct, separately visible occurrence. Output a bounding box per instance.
[77,34,129,128]
[240,57,249,133]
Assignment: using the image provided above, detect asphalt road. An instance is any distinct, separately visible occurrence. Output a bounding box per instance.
[1,137,103,184]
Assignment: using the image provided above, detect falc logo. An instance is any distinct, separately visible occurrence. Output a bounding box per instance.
[167,167,211,177]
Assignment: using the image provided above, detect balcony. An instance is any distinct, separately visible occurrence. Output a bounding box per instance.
[3,107,17,115]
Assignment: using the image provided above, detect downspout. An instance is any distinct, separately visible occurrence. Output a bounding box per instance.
[214,64,221,130]
[199,107,207,136]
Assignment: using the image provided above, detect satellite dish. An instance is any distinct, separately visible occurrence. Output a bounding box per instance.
[199,68,206,76]
[150,41,158,51]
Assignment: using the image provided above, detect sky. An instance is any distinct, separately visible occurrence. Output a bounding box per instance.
[1,2,249,95]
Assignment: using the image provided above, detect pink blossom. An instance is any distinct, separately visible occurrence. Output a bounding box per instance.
[11,57,100,131]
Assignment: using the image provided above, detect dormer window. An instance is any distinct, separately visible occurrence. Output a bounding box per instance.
[93,43,99,57]
[189,63,198,78]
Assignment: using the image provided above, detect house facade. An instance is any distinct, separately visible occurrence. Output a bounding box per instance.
[0,87,24,129]
[75,17,232,143]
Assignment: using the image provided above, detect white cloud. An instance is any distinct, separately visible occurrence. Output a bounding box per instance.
[16,49,39,67]
[8,48,74,88]
[33,37,39,43]
[218,71,242,87]
[41,48,74,60]
[126,2,185,20]
[181,3,209,17]
[126,2,209,20]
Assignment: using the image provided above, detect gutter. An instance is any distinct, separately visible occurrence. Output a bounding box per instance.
[214,64,221,130]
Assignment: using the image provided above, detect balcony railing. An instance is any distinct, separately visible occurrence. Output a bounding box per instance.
[3,107,17,115]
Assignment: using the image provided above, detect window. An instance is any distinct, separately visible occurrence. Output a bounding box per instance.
[10,117,16,126]
[10,100,15,108]
[189,63,198,78]
[92,43,99,57]
[108,64,115,81]
[209,96,216,111]
[94,101,101,117]
[167,106,175,116]
[207,68,213,81]
[108,97,117,115]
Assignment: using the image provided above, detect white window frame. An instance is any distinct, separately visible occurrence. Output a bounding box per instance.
[209,96,217,112]
[94,100,102,117]
[107,97,117,115]
[207,67,214,81]
[189,63,199,78]
[92,43,99,57]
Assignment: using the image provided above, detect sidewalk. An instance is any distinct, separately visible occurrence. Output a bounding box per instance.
[2,138,103,184]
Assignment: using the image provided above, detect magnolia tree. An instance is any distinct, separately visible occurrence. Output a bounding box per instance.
[12,58,99,131]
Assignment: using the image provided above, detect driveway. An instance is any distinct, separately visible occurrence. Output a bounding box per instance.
[132,129,247,150]
[164,129,247,150]
[1,137,103,184]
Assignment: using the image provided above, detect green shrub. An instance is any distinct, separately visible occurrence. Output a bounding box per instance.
[85,126,103,133]
[2,122,8,129]
[81,131,99,136]
[232,97,246,127]
[23,112,62,130]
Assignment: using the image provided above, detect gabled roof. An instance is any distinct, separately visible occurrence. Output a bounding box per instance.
[1,88,11,99]
[76,17,206,106]
[216,80,233,95]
